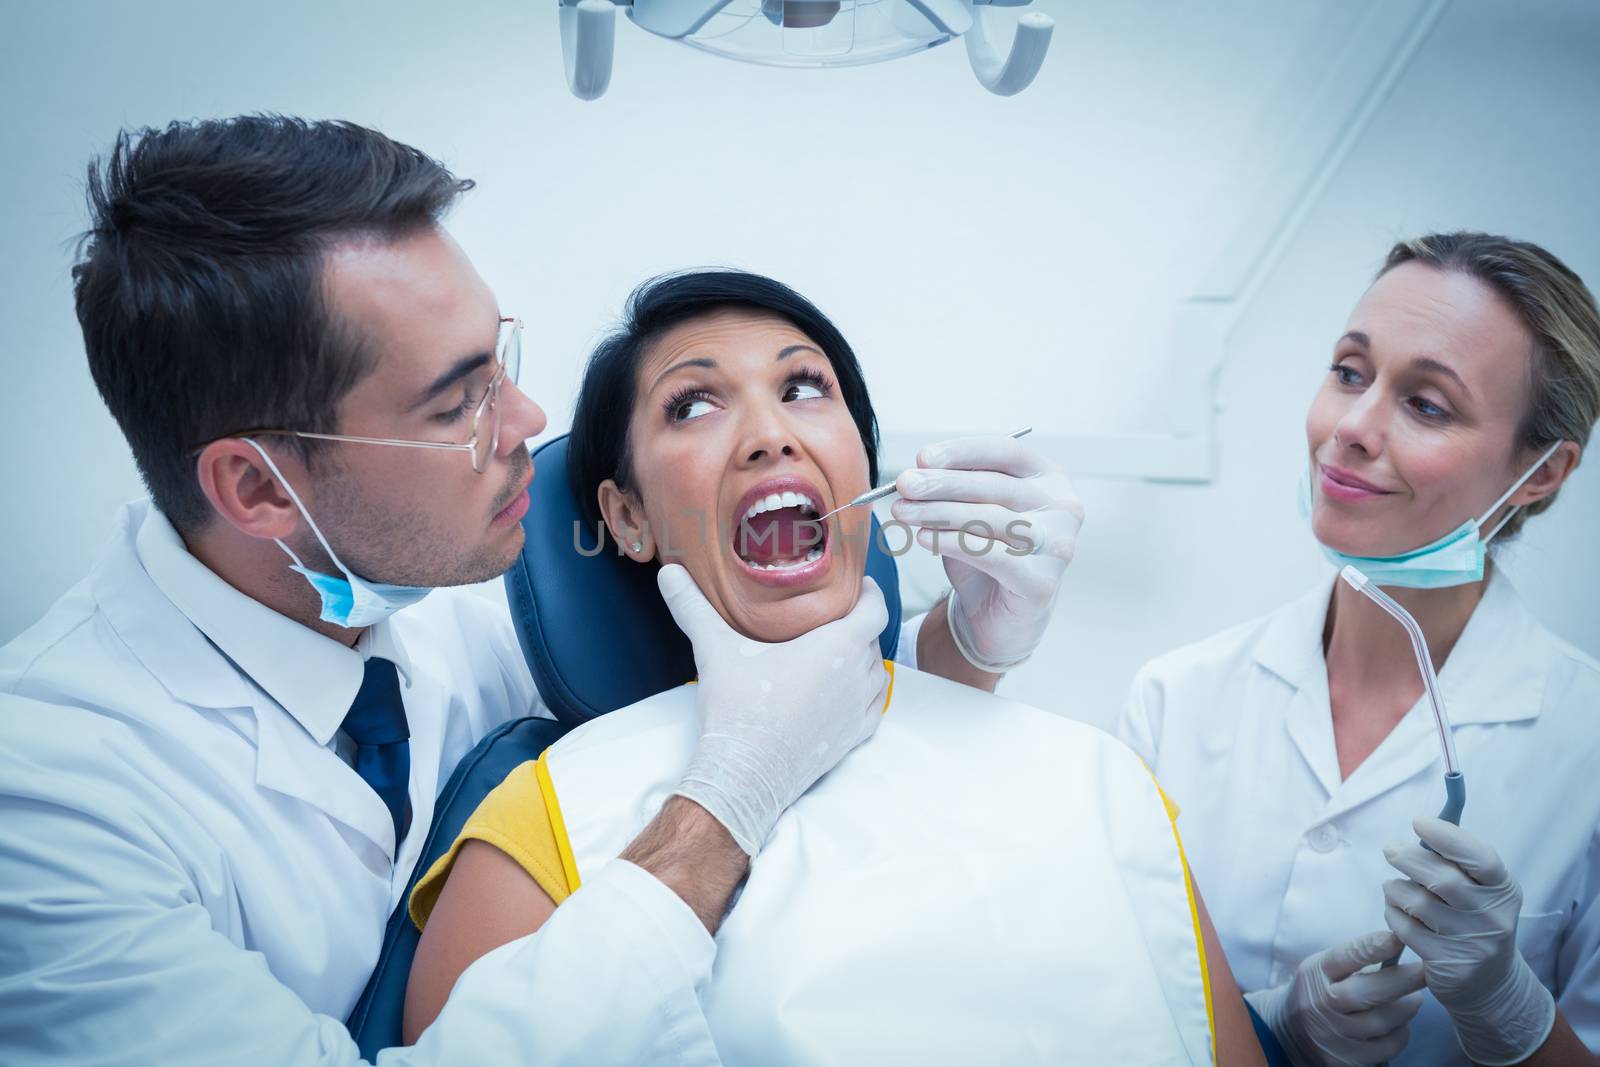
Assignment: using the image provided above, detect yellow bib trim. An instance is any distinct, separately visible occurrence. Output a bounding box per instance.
[537,746,583,893]
[1148,773,1215,1063]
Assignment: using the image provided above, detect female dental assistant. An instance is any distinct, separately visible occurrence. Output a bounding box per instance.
[1118,232,1600,1067]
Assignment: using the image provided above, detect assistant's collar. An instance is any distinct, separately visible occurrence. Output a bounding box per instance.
[1252,565,1550,727]
[135,502,415,746]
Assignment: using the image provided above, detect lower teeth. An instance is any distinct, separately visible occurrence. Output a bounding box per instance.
[751,546,824,571]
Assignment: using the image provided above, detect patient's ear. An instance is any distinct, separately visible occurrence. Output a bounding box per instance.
[597,479,654,562]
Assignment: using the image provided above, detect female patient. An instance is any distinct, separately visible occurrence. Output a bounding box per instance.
[403,270,1264,1064]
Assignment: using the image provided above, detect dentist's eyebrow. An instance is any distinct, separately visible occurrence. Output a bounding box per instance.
[1339,331,1472,398]
[409,351,492,411]
[1408,355,1474,400]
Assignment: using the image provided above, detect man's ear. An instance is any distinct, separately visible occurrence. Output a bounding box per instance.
[1511,440,1582,507]
[597,479,654,561]
[195,439,304,542]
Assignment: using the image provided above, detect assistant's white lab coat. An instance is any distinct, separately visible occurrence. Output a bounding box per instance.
[1118,568,1600,1065]
[0,500,720,1066]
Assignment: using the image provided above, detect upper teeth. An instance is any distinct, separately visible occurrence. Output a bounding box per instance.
[743,491,818,521]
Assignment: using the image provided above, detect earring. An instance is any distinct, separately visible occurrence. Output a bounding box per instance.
[630,540,643,553]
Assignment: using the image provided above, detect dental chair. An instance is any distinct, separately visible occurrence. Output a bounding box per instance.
[345,434,901,1056]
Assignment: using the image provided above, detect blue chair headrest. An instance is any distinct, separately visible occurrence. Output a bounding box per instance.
[504,434,902,727]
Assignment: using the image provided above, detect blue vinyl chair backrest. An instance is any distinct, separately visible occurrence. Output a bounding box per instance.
[345,714,568,1058]
[503,433,903,726]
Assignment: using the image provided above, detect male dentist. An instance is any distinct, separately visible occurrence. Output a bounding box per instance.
[0,116,1081,1065]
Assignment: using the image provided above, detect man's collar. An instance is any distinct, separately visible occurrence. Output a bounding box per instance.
[134,504,414,746]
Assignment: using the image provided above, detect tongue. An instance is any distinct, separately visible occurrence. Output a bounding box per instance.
[738,507,820,564]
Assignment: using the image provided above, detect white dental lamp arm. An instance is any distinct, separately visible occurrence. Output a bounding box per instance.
[966,6,1053,96]
[561,0,617,101]
[558,0,1054,100]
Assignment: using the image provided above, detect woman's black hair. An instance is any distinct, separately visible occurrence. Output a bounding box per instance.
[568,269,880,530]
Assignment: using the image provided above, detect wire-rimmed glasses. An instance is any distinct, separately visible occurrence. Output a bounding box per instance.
[201,316,523,474]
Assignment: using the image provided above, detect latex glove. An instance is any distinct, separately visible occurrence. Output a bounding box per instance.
[889,433,1083,673]
[658,564,891,856]
[1244,930,1426,1066]
[1383,816,1557,1066]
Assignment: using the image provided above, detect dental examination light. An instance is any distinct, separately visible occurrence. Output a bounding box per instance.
[558,0,1055,100]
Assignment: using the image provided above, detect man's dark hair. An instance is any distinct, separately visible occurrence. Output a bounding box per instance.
[72,115,474,530]
[568,269,880,532]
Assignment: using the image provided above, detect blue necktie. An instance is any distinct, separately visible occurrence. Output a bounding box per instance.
[341,657,411,848]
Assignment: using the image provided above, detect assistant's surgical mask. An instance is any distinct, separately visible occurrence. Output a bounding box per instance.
[1298,440,1563,589]
[243,438,433,627]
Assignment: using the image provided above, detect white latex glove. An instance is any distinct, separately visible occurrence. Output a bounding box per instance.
[889,433,1083,673]
[658,563,891,856]
[1383,816,1558,1066]
[1244,930,1426,1066]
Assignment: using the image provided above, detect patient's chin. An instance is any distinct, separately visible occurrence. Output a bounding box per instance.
[728,578,864,645]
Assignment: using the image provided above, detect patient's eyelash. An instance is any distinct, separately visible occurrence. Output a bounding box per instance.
[785,367,834,398]
[662,369,834,422]
[663,385,716,422]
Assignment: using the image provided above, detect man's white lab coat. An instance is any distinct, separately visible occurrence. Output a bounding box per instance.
[0,499,720,1065]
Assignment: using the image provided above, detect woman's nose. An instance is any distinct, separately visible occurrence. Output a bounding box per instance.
[737,409,799,466]
[497,381,548,456]
[1331,390,1385,457]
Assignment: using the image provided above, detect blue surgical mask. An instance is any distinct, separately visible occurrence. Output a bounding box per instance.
[244,439,433,627]
[1298,441,1562,590]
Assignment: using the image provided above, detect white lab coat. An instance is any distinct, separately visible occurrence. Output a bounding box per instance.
[1117,567,1600,1065]
[0,499,721,1066]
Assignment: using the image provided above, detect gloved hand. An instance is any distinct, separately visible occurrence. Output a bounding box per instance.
[1244,930,1425,1066]
[889,433,1083,673]
[659,564,891,856]
[1383,816,1557,1066]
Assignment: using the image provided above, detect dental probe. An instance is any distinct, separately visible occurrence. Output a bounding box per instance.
[815,426,1034,523]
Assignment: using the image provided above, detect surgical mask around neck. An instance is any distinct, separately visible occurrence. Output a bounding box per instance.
[243,438,433,628]
[1298,440,1562,590]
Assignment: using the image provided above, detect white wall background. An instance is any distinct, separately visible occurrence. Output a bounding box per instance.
[2,0,1596,729]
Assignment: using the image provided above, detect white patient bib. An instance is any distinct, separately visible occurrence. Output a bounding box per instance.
[543,664,1215,1065]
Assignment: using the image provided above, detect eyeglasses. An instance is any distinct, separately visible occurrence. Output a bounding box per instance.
[203,317,523,475]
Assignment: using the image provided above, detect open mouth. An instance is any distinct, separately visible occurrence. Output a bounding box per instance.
[731,481,830,574]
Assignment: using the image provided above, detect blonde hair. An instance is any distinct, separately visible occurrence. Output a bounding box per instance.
[1379,232,1600,537]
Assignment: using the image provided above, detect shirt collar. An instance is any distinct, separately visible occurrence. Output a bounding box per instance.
[1251,576,1334,691]
[1252,565,1549,727]
[1430,565,1549,726]
[135,504,415,747]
